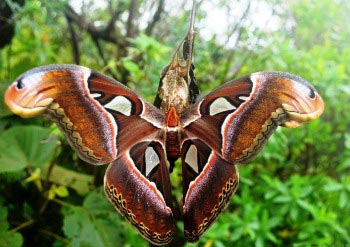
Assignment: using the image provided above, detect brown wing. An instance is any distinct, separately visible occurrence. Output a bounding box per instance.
[5,64,175,244]
[104,140,175,245]
[4,64,164,165]
[181,139,239,242]
[181,71,324,164]
[179,71,324,241]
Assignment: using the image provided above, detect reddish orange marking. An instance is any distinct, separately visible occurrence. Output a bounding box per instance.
[166,107,179,127]
[37,85,56,94]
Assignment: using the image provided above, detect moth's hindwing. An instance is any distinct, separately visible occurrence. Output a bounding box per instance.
[181,139,239,242]
[104,141,175,245]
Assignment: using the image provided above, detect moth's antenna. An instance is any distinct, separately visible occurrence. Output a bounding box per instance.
[190,0,196,32]
[183,0,199,104]
[154,0,199,111]
[183,0,196,61]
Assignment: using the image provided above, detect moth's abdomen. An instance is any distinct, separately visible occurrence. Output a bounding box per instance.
[165,131,181,160]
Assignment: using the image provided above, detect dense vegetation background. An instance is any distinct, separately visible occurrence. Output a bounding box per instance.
[0,0,349,246]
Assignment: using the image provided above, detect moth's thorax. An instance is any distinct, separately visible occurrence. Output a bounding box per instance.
[159,65,190,113]
[165,107,181,159]
[166,107,179,128]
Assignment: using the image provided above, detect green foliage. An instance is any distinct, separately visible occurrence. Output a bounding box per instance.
[62,187,146,247]
[0,204,23,247]
[0,84,12,118]
[123,33,172,98]
[188,166,350,247]
[0,126,59,173]
[0,0,349,246]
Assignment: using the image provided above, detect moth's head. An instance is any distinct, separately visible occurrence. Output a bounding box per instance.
[5,69,55,118]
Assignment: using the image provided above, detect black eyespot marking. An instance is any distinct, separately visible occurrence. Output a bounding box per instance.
[309,87,316,99]
[16,79,24,89]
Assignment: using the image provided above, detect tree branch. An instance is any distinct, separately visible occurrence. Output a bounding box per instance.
[145,0,165,36]
[63,3,127,81]
[126,0,139,39]
[65,12,80,64]
[64,4,124,46]
[220,2,251,81]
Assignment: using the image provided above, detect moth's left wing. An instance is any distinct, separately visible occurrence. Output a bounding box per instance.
[180,71,324,241]
[5,64,175,244]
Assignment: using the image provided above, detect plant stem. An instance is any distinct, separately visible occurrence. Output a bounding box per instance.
[9,219,36,233]
[38,228,70,244]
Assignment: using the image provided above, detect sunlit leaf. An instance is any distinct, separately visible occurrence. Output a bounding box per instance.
[55,185,69,198]
[42,164,94,195]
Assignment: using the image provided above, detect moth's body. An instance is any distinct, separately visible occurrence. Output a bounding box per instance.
[159,50,195,166]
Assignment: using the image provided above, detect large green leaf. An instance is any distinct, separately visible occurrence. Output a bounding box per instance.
[62,187,147,247]
[0,125,58,173]
[43,164,94,195]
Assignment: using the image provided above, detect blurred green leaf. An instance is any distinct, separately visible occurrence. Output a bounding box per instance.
[42,164,94,195]
[49,184,69,199]
[122,58,142,81]
[0,84,12,118]
[62,187,147,247]
[0,125,58,173]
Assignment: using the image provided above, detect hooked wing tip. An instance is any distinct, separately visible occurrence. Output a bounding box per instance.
[252,71,325,128]
[280,84,324,128]
[5,81,53,118]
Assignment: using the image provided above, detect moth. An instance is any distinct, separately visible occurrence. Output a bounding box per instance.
[4,7,324,247]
